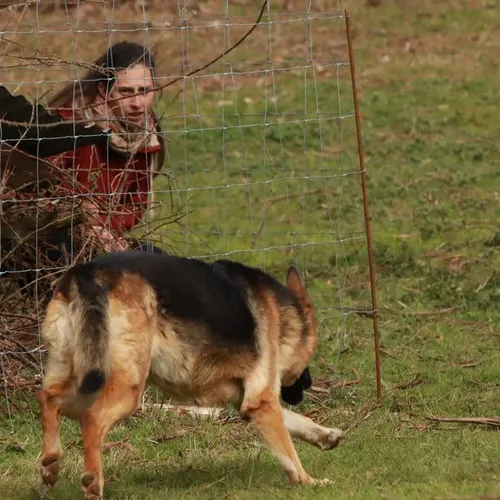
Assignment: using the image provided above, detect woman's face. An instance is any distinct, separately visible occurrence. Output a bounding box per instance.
[104,64,156,126]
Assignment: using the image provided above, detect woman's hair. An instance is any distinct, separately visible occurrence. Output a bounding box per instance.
[49,41,159,108]
[49,41,165,168]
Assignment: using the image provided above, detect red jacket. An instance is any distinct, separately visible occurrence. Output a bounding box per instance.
[51,109,161,234]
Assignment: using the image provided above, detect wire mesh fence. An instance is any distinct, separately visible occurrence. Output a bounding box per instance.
[0,0,376,416]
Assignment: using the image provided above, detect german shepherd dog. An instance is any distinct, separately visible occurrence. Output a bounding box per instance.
[38,251,344,499]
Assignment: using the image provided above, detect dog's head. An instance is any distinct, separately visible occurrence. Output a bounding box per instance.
[279,266,317,405]
[281,366,312,405]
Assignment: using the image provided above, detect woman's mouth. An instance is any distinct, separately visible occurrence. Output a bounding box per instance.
[128,112,144,121]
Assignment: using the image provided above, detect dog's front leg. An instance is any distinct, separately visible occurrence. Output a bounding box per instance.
[283,408,344,450]
[241,387,331,486]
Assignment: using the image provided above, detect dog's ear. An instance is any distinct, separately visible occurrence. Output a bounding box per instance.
[287,266,310,304]
[287,265,303,294]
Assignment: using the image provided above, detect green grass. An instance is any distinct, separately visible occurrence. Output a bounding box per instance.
[2,0,500,498]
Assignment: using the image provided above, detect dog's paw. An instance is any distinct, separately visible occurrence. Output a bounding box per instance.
[301,475,332,486]
[41,455,60,487]
[81,472,102,500]
[311,477,332,486]
[317,428,344,450]
[289,471,333,486]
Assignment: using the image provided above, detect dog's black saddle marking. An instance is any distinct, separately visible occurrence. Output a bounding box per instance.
[61,251,258,348]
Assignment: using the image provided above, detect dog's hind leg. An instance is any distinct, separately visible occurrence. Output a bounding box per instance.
[283,408,344,450]
[38,382,67,488]
[38,298,74,489]
[241,387,330,486]
[79,369,146,500]
[78,281,155,499]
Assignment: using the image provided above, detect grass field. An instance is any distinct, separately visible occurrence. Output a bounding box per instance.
[1,0,500,498]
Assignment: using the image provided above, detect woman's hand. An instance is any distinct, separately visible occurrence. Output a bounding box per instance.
[82,200,129,252]
[88,224,129,252]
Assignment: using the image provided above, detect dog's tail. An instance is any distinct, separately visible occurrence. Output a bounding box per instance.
[71,276,111,395]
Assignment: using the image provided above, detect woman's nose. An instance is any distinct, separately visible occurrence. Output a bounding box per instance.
[129,93,146,109]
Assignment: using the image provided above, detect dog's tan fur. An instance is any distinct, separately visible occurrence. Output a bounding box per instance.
[38,257,344,499]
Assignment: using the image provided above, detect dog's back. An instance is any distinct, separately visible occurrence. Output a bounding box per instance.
[56,251,259,349]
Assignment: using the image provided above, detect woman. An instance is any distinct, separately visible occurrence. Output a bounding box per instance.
[48,41,166,254]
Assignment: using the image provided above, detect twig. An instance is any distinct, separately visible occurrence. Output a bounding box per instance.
[380,348,397,359]
[202,476,227,489]
[425,416,500,429]
[452,360,481,368]
[343,372,426,434]
[0,333,40,365]
[0,311,38,322]
[102,437,131,451]
[330,378,360,389]
[148,430,189,444]
[405,307,456,316]
[309,385,330,394]
[392,374,424,390]
[311,376,361,391]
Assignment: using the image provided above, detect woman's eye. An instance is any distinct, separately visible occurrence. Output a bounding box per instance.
[118,88,134,96]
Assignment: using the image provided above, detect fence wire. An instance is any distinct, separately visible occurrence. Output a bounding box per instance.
[0,0,372,418]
